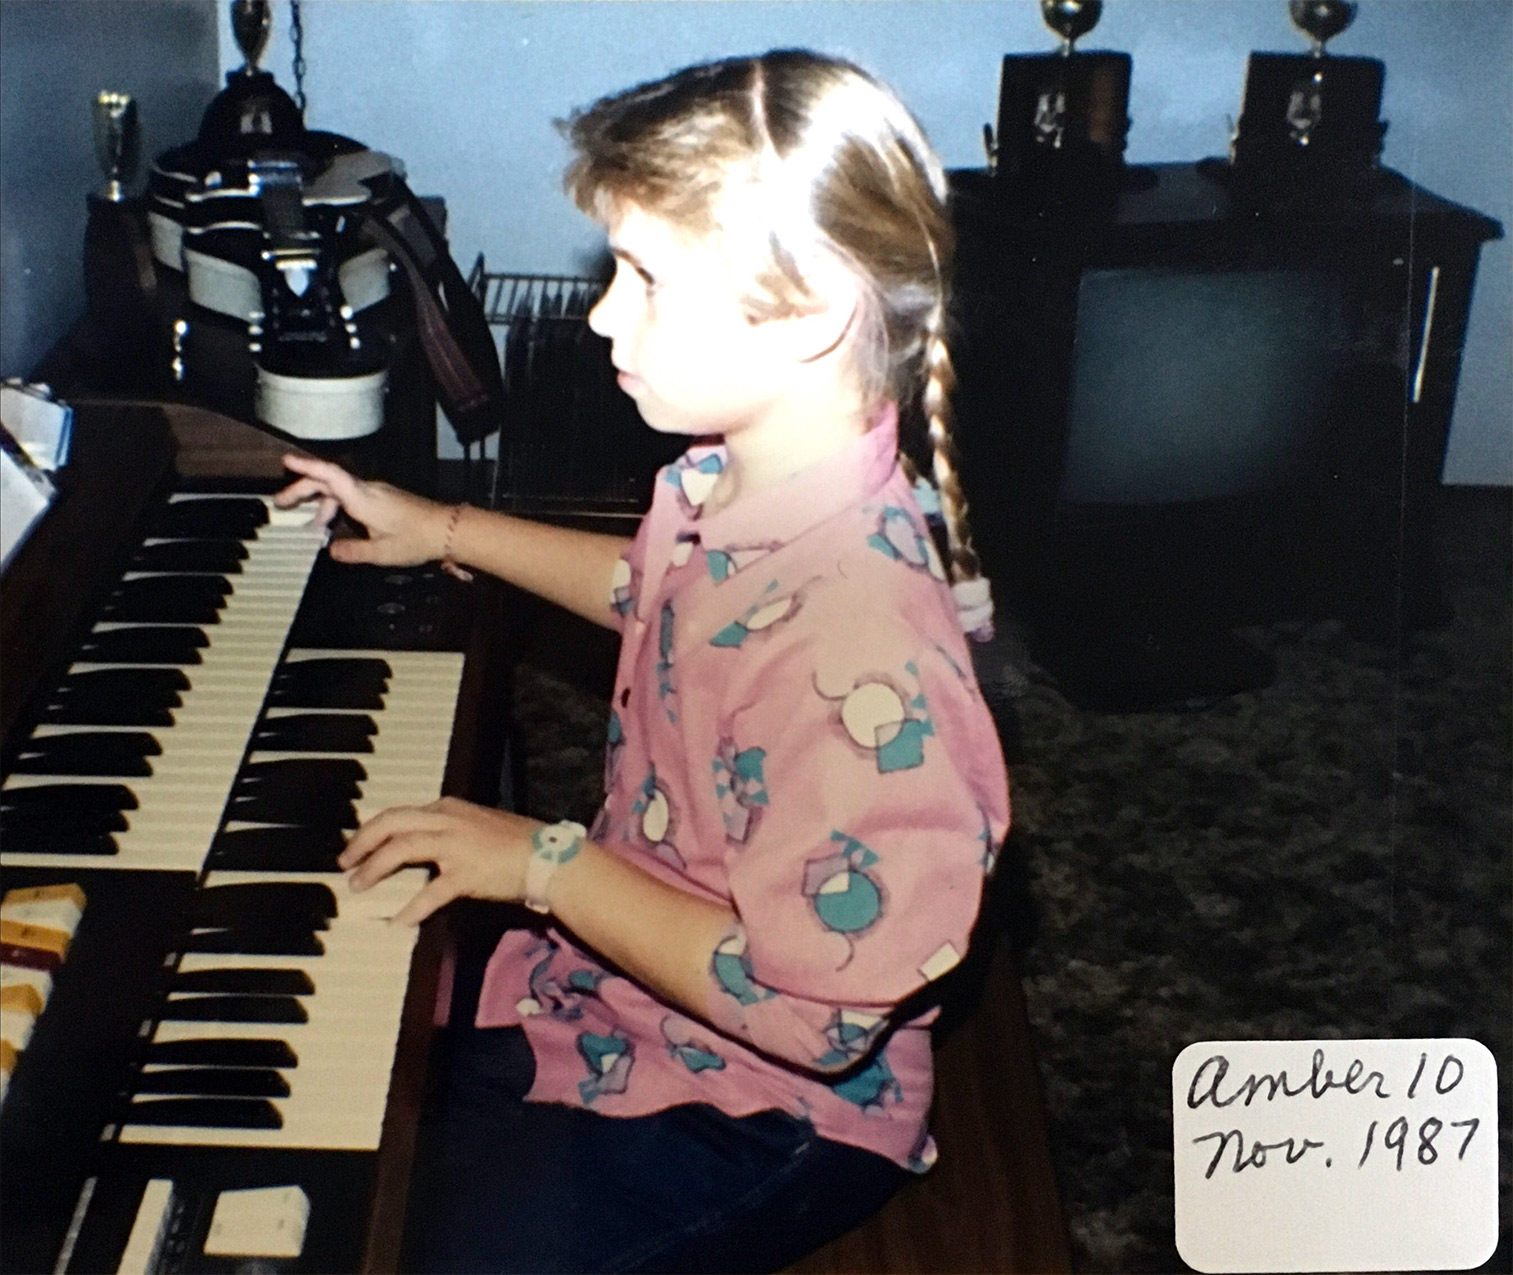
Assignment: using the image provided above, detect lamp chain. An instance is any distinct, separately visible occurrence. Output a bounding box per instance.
[290,0,307,117]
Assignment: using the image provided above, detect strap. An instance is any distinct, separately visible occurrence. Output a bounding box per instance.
[357,186,504,446]
[524,820,587,914]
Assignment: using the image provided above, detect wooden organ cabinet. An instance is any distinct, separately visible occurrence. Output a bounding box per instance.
[0,403,511,1273]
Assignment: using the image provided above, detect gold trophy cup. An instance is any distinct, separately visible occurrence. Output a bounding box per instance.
[92,91,139,202]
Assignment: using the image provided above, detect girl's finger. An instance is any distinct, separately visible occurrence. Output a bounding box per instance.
[339,804,443,869]
[390,873,463,928]
[281,455,365,507]
[348,829,445,891]
[272,476,330,509]
[281,452,349,485]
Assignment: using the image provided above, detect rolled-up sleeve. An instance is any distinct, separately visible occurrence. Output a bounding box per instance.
[701,609,1007,1071]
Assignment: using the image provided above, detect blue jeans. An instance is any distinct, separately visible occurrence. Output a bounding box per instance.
[403,1023,907,1273]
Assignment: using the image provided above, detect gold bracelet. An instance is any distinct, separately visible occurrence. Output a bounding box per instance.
[439,503,475,582]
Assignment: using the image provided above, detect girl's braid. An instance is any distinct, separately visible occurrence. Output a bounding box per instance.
[922,303,981,587]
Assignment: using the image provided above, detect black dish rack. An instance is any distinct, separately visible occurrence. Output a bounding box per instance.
[468,259,683,517]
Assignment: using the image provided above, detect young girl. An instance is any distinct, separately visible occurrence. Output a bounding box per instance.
[277,49,1009,1274]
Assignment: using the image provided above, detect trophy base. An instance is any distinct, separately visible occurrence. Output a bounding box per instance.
[995,51,1131,186]
[255,367,387,441]
[1224,52,1387,208]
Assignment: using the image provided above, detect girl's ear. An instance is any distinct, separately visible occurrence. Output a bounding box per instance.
[774,255,863,366]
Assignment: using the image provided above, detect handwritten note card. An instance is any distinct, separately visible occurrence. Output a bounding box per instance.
[1172,1038,1497,1272]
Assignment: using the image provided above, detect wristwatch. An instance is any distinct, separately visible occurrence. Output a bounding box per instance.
[524,820,587,914]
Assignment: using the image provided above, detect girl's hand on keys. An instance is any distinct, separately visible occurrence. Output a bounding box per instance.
[275,453,451,568]
[339,797,543,927]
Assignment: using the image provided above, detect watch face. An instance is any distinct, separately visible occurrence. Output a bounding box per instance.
[526,821,586,912]
[533,821,586,863]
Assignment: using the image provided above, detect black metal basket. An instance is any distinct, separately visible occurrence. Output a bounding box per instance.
[469,260,683,517]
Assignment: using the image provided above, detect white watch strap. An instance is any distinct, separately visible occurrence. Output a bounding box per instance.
[524,820,586,914]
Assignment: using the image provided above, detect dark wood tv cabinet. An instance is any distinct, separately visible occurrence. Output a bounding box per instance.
[947,162,1502,708]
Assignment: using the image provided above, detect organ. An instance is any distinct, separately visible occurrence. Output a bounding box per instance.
[0,403,508,1273]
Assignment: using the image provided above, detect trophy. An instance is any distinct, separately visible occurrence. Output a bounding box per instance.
[1041,0,1103,55]
[990,0,1131,199]
[231,0,273,75]
[92,91,139,202]
[84,91,162,389]
[1226,0,1384,205]
[199,0,303,155]
[1289,0,1358,56]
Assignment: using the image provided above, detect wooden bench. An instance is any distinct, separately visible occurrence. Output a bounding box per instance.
[787,908,1071,1273]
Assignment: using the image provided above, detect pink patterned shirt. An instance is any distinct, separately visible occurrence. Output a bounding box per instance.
[476,414,1010,1170]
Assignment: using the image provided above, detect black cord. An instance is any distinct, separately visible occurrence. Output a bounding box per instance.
[290,0,308,118]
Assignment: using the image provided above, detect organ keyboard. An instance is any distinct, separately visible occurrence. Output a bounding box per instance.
[1,405,506,1274]
[122,868,431,1151]
[4,495,327,873]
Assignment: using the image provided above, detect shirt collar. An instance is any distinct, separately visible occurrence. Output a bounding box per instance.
[691,403,900,571]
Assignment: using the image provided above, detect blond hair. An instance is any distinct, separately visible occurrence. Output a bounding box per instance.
[563,49,984,591]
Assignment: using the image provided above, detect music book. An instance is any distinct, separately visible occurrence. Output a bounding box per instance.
[0,422,56,573]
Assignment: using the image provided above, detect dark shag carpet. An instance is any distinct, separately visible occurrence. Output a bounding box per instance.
[505,487,1510,1274]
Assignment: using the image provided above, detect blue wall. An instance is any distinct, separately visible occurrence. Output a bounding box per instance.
[223,0,1513,481]
[0,0,220,377]
[2,2,1505,482]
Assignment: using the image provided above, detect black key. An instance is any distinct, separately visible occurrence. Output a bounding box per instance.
[2,781,135,824]
[41,698,177,728]
[160,994,309,1024]
[102,577,229,625]
[146,497,269,539]
[252,713,378,753]
[45,671,186,726]
[183,928,325,957]
[125,1097,283,1129]
[143,1037,298,1069]
[55,667,191,698]
[172,968,314,996]
[230,776,363,810]
[133,1068,291,1098]
[266,680,389,711]
[78,626,208,665]
[1,783,138,812]
[120,572,233,598]
[208,826,348,872]
[269,659,390,710]
[227,793,359,829]
[235,758,367,796]
[234,762,367,810]
[195,881,338,925]
[0,806,128,835]
[10,732,158,776]
[278,656,393,683]
[0,830,119,856]
[99,594,225,627]
[131,540,248,573]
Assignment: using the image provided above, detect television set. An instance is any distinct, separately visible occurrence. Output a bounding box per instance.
[1060,267,1342,506]
[946,165,1494,711]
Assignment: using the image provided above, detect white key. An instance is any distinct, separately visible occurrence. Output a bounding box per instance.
[115,1179,175,1275]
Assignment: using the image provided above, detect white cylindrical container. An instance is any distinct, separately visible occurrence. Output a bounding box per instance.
[255,366,387,440]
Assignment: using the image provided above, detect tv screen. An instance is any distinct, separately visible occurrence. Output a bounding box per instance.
[1060,268,1345,506]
